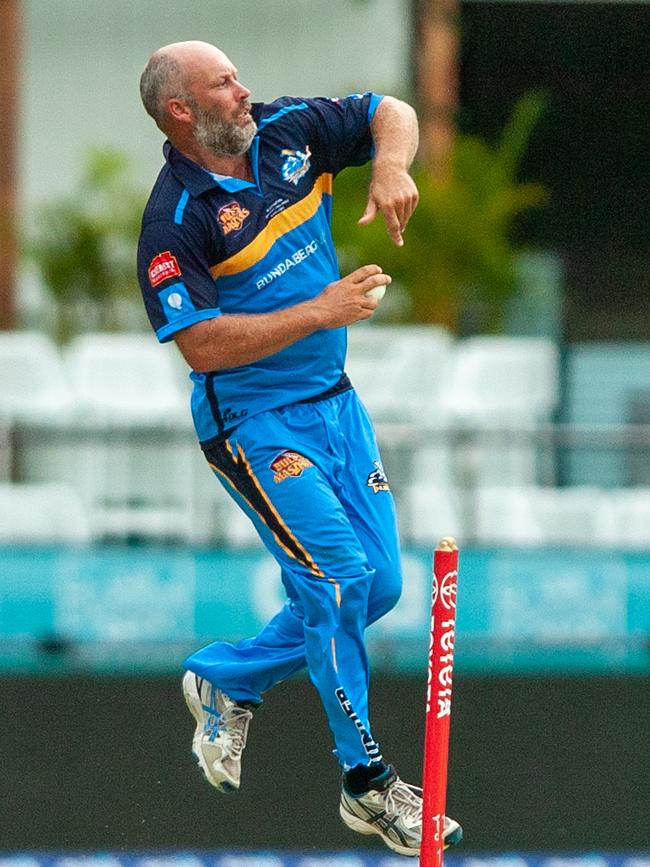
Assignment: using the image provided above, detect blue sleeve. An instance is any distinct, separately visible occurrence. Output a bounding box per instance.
[137,217,221,343]
[301,92,383,176]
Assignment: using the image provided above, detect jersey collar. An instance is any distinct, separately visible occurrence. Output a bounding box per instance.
[164,103,264,197]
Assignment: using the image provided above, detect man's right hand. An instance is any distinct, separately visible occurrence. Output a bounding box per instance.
[174,265,391,372]
[309,265,392,329]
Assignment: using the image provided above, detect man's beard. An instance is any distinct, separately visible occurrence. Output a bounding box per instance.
[190,100,257,156]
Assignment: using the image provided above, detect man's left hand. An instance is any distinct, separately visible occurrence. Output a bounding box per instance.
[358,163,419,247]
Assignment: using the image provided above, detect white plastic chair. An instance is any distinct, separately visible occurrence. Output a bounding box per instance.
[0,482,91,544]
[442,336,559,422]
[0,331,76,423]
[0,331,79,485]
[474,485,602,546]
[62,333,195,540]
[65,333,188,425]
[403,482,464,547]
[346,325,456,500]
[442,337,560,487]
[595,488,650,549]
[346,324,454,425]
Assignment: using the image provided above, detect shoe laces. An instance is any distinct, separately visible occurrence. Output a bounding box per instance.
[382,778,422,826]
[401,783,455,834]
[204,700,253,758]
[218,705,253,757]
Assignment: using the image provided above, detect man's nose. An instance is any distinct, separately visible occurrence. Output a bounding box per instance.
[236,80,251,100]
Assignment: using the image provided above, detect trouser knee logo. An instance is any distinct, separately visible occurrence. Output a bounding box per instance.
[367,461,390,493]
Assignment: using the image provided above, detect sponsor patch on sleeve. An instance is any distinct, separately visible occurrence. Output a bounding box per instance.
[148,251,181,287]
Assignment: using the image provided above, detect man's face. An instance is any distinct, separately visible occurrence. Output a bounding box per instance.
[188,97,257,157]
[183,50,257,156]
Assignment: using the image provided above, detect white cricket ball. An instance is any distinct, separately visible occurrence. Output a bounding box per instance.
[365,285,386,301]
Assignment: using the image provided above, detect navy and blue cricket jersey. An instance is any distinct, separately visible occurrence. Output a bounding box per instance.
[137,92,383,447]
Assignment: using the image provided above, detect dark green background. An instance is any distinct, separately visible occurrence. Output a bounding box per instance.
[2,674,648,851]
[459,3,650,340]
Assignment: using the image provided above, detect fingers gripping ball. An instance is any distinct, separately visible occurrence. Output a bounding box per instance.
[365,284,386,301]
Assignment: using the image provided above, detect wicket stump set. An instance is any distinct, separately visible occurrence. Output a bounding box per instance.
[420,537,460,867]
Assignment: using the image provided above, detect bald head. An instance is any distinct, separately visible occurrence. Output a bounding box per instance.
[140,41,256,159]
[139,41,231,130]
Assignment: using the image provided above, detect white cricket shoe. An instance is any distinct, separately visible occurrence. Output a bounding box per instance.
[182,670,254,794]
[340,766,463,857]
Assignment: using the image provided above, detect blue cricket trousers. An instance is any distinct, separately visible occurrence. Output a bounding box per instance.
[184,387,402,769]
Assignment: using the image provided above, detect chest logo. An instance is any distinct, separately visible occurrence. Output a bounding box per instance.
[281,145,312,186]
[270,450,313,484]
[148,251,181,287]
[217,201,250,235]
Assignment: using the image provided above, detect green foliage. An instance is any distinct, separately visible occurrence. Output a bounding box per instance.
[332,91,548,333]
[26,148,147,340]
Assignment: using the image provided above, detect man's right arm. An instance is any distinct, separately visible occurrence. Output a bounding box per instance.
[174,264,391,372]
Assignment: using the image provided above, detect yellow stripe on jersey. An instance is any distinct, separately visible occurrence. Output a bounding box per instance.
[210,172,333,279]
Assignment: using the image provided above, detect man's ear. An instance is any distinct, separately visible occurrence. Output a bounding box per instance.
[168,98,192,123]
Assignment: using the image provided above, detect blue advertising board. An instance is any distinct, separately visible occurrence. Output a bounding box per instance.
[0,545,648,674]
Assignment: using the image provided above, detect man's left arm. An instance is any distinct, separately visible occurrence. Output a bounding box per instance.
[359,96,420,247]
